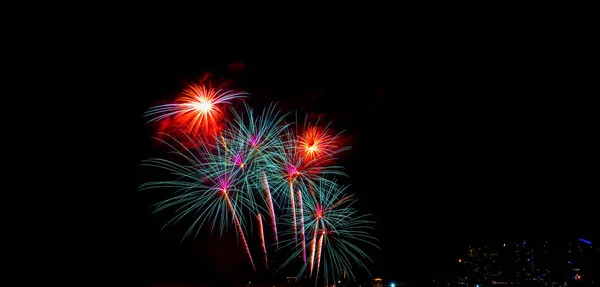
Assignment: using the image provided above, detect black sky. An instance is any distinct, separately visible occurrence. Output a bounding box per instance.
[105,22,598,286]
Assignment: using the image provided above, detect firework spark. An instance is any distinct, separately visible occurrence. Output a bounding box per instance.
[144,81,247,139]
[140,79,379,282]
[262,170,279,248]
[257,213,268,269]
[276,179,379,284]
[138,132,257,270]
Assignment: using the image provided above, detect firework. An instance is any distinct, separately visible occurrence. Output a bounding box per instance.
[257,213,268,269]
[139,78,379,283]
[276,179,379,285]
[144,81,247,140]
[220,103,290,247]
[262,170,279,248]
[266,114,350,267]
[138,132,256,270]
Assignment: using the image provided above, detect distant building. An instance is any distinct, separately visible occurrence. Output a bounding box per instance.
[566,238,593,286]
[371,277,383,287]
[452,239,594,287]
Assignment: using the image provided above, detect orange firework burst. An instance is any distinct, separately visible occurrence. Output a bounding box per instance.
[145,79,247,142]
[174,84,231,133]
[299,126,338,161]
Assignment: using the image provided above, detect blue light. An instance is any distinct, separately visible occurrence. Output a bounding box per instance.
[579,238,592,245]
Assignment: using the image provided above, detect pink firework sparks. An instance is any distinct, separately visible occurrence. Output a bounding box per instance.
[285,163,300,177]
[231,151,245,169]
[249,134,261,148]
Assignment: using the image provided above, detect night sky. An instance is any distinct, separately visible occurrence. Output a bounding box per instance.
[110,29,596,286]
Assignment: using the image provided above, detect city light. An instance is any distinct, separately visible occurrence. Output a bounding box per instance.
[579,238,592,245]
[452,239,593,286]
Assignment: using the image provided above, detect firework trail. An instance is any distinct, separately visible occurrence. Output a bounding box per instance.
[296,188,306,263]
[288,176,297,242]
[315,229,324,280]
[257,213,268,269]
[262,170,278,248]
[224,187,256,271]
[308,200,322,277]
